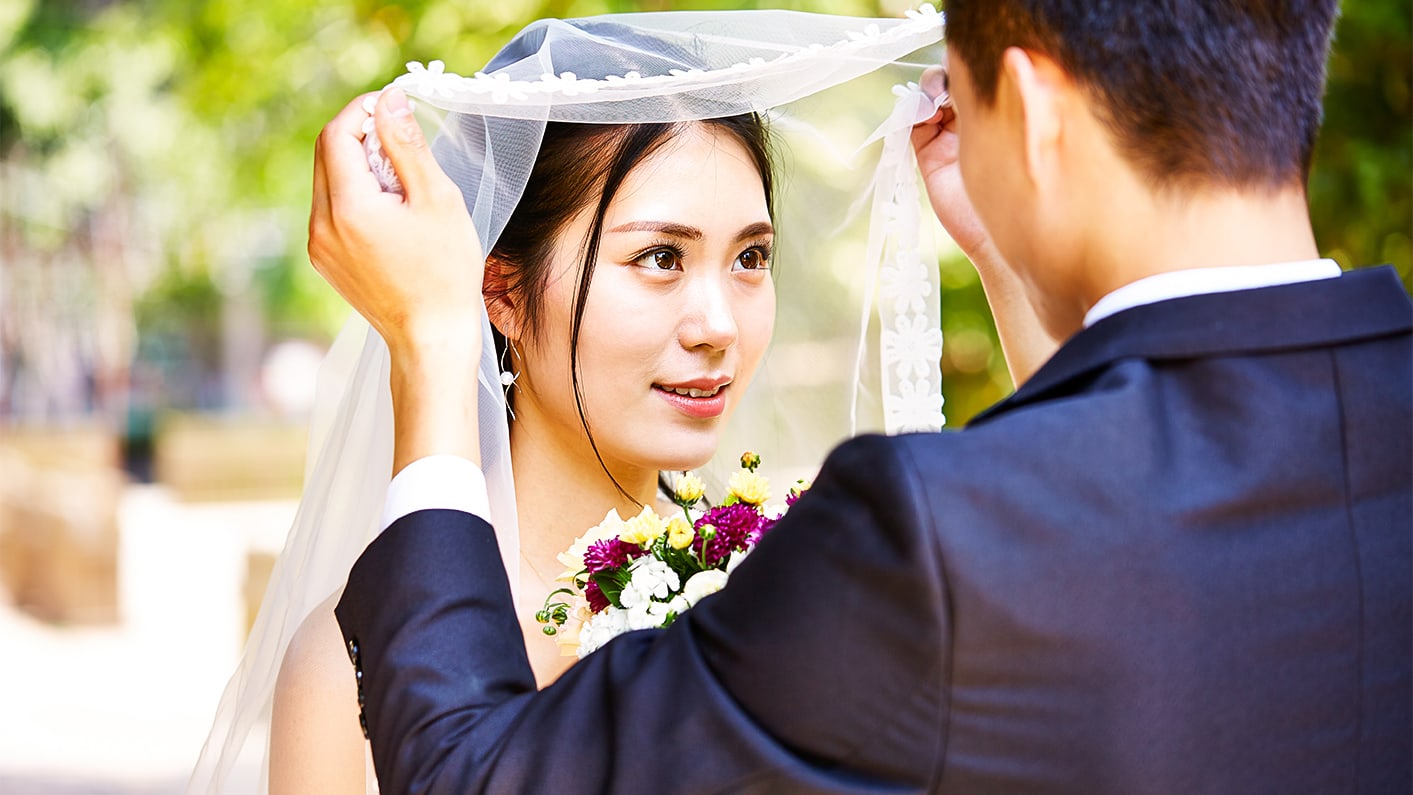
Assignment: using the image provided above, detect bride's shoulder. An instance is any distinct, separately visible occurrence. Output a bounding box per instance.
[277,592,349,691]
[270,592,366,792]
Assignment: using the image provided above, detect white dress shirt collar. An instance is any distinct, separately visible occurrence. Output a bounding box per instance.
[1083,258,1343,328]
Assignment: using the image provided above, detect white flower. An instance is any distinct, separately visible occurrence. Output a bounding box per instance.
[891,81,921,99]
[881,313,943,380]
[887,377,945,432]
[877,200,899,234]
[625,602,657,631]
[398,60,455,99]
[577,607,630,658]
[618,557,680,610]
[847,23,883,43]
[538,70,598,97]
[906,3,942,23]
[725,548,752,574]
[556,509,625,580]
[879,251,933,315]
[680,569,729,607]
[604,70,643,85]
[473,72,527,104]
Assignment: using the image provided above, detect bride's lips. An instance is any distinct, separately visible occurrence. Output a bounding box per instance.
[652,377,731,419]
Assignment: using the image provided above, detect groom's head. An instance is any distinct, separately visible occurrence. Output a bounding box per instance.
[945,0,1339,189]
[941,0,1339,332]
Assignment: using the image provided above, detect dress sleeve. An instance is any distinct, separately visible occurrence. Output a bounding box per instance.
[335,434,950,794]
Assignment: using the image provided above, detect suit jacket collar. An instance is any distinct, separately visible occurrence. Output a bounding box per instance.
[972,265,1413,425]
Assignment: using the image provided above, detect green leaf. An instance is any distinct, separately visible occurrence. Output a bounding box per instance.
[591,569,631,610]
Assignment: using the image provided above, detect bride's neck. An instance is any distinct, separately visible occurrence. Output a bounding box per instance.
[508,409,658,565]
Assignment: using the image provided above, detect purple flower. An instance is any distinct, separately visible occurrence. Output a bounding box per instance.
[584,579,610,613]
[584,538,643,574]
[694,503,765,565]
[786,480,811,507]
[759,514,779,538]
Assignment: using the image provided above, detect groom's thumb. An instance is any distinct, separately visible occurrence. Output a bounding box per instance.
[373,88,453,204]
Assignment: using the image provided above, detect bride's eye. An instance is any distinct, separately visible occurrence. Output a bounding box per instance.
[633,244,684,271]
[733,244,771,272]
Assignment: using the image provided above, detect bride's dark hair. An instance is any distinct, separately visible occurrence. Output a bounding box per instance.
[483,114,775,500]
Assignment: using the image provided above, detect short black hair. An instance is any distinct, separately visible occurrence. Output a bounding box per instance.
[944,0,1340,189]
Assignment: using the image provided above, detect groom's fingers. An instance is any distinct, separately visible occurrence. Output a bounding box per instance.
[920,65,949,104]
[913,67,954,130]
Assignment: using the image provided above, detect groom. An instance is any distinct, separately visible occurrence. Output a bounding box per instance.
[310,1,1411,792]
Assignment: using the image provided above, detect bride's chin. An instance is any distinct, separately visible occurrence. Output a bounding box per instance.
[650,435,720,474]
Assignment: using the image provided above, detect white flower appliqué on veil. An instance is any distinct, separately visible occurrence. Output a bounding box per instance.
[882,313,944,380]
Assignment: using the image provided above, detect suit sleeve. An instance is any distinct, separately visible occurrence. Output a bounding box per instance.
[335,434,950,794]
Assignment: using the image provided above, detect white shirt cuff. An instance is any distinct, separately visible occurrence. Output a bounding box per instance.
[380,455,491,531]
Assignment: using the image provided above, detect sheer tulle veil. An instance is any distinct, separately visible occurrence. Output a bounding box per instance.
[188,6,947,792]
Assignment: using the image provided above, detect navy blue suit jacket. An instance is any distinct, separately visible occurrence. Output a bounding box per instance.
[337,266,1412,793]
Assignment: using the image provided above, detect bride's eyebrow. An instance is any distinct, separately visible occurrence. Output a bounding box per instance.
[733,221,774,242]
[604,220,774,242]
[607,221,702,239]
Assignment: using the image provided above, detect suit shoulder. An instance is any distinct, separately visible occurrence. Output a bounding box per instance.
[819,431,954,483]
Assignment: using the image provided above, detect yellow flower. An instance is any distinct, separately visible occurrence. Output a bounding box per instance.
[666,516,694,549]
[557,509,625,579]
[673,472,706,505]
[619,504,667,546]
[728,470,771,505]
[740,451,762,471]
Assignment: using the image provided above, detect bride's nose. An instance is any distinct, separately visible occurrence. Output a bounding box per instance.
[679,272,738,352]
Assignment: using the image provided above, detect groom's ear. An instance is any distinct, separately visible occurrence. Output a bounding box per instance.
[1000,46,1067,193]
[483,256,525,339]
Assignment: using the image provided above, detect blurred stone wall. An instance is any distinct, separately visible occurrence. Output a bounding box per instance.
[0,425,123,623]
[0,415,306,629]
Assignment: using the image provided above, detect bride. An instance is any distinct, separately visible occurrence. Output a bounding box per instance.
[190,7,1054,793]
[274,108,779,790]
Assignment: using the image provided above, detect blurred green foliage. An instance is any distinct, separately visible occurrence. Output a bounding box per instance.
[0,0,1408,426]
[1310,0,1412,289]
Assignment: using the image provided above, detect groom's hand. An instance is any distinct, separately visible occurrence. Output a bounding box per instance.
[911,66,996,262]
[308,88,484,471]
[911,66,1059,384]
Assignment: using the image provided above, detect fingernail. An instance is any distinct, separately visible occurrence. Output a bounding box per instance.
[386,88,413,120]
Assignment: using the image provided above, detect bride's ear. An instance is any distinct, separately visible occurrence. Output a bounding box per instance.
[483,255,524,339]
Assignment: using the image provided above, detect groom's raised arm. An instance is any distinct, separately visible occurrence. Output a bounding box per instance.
[335,433,949,794]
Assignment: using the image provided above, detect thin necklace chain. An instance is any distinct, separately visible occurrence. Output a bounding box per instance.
[520,551,559,587]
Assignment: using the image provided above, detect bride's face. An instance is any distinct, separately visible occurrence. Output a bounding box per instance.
[516,123,776,474]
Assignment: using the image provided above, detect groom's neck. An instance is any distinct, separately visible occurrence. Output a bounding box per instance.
[1037,182,1320,339]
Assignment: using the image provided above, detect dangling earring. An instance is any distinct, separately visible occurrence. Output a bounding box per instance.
[499,339,521,420]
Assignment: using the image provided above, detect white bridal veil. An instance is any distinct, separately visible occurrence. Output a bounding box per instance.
[189,6,946,792]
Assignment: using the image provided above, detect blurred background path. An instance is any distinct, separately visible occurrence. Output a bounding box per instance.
[0,480,292,793]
